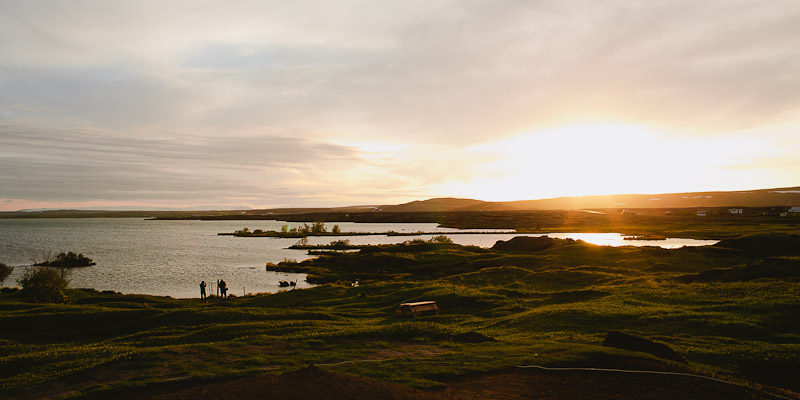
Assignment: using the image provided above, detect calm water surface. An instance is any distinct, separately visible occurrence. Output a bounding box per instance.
[0,219,717,298]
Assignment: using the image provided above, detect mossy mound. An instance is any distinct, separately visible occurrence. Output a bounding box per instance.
[492,236,579,252]
[602,331,685,363]
[714,233,800,258]
[679,257,800,282]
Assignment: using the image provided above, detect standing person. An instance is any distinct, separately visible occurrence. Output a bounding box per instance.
[220,279,227,298]
[199,281,207,302]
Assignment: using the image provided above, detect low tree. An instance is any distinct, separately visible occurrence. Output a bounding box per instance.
[17,266,71,303]
[331,225,341,234]
[0,262,13,287]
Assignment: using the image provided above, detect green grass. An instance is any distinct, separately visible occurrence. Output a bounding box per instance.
[2,234,800,397]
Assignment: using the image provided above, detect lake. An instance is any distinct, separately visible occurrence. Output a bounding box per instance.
[0,218,717,298]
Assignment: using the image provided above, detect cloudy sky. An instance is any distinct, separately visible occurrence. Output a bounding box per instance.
[2,0,799,210]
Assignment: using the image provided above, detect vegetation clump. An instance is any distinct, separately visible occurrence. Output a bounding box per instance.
[17,265,71,303]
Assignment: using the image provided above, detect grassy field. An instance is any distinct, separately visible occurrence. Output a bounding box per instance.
[2,234,800,399]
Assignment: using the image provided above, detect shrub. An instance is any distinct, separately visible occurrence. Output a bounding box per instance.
[331,225,341,234]
[429,235,454,244]
[329,239,351,248]
[0,262,13,287]
[17,266,71,303]
[311,221,327,234]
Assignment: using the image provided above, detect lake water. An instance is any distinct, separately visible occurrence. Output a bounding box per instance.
[0,218,717,298]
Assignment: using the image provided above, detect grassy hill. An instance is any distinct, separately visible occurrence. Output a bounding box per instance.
[2,234,799,399]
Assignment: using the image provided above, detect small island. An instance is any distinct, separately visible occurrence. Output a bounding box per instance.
[219,222,515,238]
[623,235,667,241]
[33,251,96,268]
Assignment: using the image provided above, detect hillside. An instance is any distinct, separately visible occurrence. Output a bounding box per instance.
[377,198,490,212]
[505,187,800,210]
[378,186,800,213]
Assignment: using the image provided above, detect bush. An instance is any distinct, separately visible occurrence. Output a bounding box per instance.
[329,239,351,249]
[0,262,13,287]
[17,266,71,303]
[311,221,327,234]
[429,235,454,244]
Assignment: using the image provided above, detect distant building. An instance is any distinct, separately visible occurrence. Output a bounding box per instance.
[697,210,707,217]
[729,208,743,214]
[789,206,800,213]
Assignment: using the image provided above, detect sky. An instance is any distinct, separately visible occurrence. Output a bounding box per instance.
[1,0,800,211]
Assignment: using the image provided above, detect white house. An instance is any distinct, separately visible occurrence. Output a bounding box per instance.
[729,208,743,214]
[697,210,707,217]
[789,206,800,213]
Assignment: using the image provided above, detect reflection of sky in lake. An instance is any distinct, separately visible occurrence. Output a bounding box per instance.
[0,219,717,297]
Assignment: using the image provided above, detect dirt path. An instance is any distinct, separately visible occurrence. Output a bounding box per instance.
[105,364,789,400]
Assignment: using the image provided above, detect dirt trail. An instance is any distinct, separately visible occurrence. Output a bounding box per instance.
[105,364,787,400]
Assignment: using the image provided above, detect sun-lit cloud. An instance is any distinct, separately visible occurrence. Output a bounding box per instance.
[1,0,799,210]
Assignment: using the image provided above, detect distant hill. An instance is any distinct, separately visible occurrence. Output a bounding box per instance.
[378,198,488,212]
[3,186,799,218]
[371,187,800,213]
[503,187,800,210]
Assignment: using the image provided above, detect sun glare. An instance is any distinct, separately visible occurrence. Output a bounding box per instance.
[437,123,753,201]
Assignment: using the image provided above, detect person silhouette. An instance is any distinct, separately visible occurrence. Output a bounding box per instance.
[219,279,228,298]
[199,281,207,302]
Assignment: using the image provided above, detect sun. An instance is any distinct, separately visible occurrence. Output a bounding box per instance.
[435,123,723,201]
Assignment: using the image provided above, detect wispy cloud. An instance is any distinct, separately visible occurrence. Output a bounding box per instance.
[0,124,365,205]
